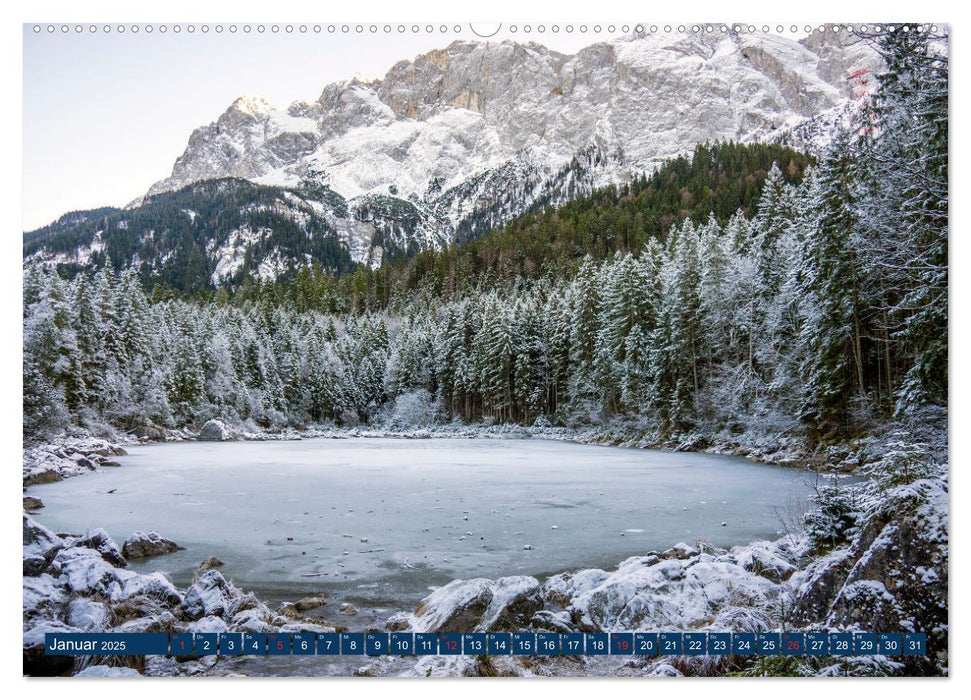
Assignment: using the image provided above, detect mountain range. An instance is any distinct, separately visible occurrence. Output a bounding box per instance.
[24,28,882,286]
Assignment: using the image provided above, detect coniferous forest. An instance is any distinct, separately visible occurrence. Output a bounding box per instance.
[23,30,946,447]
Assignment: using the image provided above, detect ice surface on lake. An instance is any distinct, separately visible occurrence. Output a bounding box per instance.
[29,438,817,605]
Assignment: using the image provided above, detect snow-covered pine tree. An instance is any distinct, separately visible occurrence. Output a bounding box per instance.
[861,27,948,414]
[798,131,868,439]
[664,221,704,431]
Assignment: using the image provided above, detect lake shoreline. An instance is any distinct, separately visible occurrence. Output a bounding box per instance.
[23,417,948,677]
[23,416,874,491]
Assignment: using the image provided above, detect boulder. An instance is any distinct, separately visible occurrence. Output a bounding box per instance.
[827,579,906,631]
[659,542,700,560]
[75,528,127,568]
[53,546,133,599]
[478,576,543,631]
[133,423,165,441]
[120,571,184,607]
[122,531,183,559]
[413,579,494,631]
[23,514,64,576]
[542,568,610,607]
[23,496,44,511]
[530,609,577,633]
[293,594,328,612]
[185,615,230,635]
[110,596,175,634]
[787,548,856,625]
[411,576,543,632]
[229,606,274,633]
[23,620,79,676]
[198,419,234,441]
[66,599,111,631]
[731,540,797,583]
[567,553,778,632]
[24,469,62,486]
[182,570,235,619]
[386,612,411,631]
[827,480,948,640]
[197,556,225,572]
[23,573,67,623]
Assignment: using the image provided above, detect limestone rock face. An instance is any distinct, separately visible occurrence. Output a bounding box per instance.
[153,32,878,201]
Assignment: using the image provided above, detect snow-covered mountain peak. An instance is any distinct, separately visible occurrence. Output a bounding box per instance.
[137,30,882,265]
[228,95,275,115]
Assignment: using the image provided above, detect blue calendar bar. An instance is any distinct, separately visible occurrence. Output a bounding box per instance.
[43,631,928,657]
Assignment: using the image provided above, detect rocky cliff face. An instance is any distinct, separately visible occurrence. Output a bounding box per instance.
[144,30,881,256]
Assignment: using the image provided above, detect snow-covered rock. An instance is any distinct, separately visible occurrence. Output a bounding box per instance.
[479,576,543,630]
[733,539,798,582]
[410,576,543,632]
[23,573,67,622]
[184,615,230,635]
[530,609,577,633]
[568,552,780,631]
[23,619,80,676]
[75,665,142,677]
[198,419,234,441]
[181,570,235,619]
[412,578,493,631]
[23,436,130,485]
[76,528,127,567]
[827,479,948,635]
[197,555,225,572]
[23,514,64,576]
[122,531,183,559]
[542,568,611,606]
[66,599,111,631]
[292,594,328,612]
[23,496,44,511]
[229,606,274,633]
[120,571,184,607]
[659,542,699,560]
[53,546,134,599]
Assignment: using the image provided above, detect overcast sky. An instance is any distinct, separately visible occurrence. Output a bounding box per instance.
[23,23,619,230]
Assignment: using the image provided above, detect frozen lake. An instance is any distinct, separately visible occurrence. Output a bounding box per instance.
[28,437,817,610]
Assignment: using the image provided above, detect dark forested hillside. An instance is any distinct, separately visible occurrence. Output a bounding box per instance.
[23,179,356,294]
[395,141,811,293]
[230,141,812,313]
[24,142,810,307]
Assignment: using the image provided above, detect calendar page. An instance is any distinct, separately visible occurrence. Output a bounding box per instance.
[21,19,949,680]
